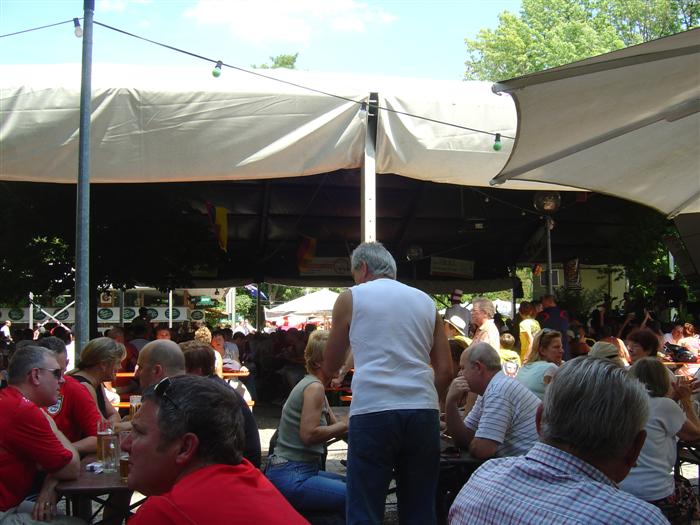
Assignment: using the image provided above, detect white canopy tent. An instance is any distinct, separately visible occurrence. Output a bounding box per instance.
[265,288,339,318]
[489,28,700,280]
[0,63,572,190]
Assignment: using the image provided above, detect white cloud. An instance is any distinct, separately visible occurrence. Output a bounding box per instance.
[184,0,396,44]
[97,0,151,12]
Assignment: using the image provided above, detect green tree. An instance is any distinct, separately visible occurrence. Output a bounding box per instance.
[252,53,299,70]
[465,0,699,80]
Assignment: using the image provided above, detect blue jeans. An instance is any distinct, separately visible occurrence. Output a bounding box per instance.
[347,409,440,525]
[265,459,346,513]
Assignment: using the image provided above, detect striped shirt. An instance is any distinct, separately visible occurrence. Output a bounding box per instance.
[449,442,668,525]
[464,371,539,457]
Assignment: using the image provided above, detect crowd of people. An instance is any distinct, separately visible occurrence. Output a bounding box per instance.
[1,241,700,524]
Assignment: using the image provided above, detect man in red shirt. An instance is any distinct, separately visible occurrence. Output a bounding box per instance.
[33,337,102,455]
[0,345,81,522]
[123,375,308,524]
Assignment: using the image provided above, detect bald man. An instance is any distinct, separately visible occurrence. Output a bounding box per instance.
[135,340,186,390]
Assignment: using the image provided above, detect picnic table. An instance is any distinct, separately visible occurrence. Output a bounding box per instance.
[57,455,144,523]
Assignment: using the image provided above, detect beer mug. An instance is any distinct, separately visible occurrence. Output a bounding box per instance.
[129,395,142,419]
[96,420,118,472]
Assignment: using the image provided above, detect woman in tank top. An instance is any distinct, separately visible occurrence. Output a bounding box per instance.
[265,330,348,515]
[68,336,125,426]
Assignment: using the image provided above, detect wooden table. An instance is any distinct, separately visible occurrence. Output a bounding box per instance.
[436,436,484,524]
[222,370,250,378]
[57,456,143,523]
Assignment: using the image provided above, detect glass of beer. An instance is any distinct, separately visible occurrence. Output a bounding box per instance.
[119,453,130,483]
[96,419,114,463]
[129,395,142,419]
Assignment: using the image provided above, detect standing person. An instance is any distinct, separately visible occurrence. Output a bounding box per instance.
[536,294,570,360]
[469,298,501,350]
[0,346,81,524]
[123,375,307,525]
[516,301,540,361]
[444,289,471,332]
[324,242,452,525]
[1,320,12,343]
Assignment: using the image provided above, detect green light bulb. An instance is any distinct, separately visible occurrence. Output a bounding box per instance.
[212,61,222,78]
[493,133,502,151]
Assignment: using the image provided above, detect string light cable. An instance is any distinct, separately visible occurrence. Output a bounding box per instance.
[0,18,77,39]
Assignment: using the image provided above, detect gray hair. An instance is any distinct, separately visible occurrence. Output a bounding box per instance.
[351,242,397,280]
[8,345,55,384]
[141,340,186,377]
[144,375,244,465]
[472,297,495,319]
[541,357,649,461]
[35,336,68,356]
[466,342,502,371]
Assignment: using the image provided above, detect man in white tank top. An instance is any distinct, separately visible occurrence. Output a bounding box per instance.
[324,242,453,525]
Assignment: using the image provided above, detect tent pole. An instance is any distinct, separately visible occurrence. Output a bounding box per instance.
[361,92,378,243]
[75,0,95,356]
[546,216,554,296]
[168,289,173,329]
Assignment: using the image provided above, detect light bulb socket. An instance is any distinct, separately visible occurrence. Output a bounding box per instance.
[73,18,83,38]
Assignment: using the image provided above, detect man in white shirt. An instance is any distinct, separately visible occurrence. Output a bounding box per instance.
[445,343,539,459]
[324,242,452,525]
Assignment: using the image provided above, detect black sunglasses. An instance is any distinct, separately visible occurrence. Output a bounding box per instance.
[154,377,181,411]
[32,367,63,380]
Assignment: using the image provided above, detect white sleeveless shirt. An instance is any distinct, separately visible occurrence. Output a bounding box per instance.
[348,278,439,417]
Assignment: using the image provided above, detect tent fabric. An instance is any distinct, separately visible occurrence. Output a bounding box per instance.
[0,63,568,191]
[265,288,339,317]
[490,28,700,218]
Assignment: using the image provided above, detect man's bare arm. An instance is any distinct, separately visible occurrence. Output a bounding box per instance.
[430,311,453,404]
[323,290,352,377]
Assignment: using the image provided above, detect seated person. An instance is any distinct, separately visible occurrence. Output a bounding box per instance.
[515,329,563,400]
[123,375,307,524]
[588,341,627,368]
[620,358,700,524]
[0,346,82,524]
[265,330,348,514]
[497,333,521,378]
[445,343,540,459]
[449,357,668,525]
[627,327,662,363]
[67,337,126,428]
[32,337,101,456]
[181,341,261,468]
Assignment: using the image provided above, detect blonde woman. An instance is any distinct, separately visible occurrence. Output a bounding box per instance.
[265,330,348,514]
[68,337,125,426]
[515,329,563,399]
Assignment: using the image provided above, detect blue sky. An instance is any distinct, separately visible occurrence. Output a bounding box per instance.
[0,0,522,80]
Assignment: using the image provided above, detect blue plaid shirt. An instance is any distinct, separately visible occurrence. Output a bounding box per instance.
[449,442,669,524]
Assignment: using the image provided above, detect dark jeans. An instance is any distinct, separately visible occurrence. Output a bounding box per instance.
[346,409,440,525]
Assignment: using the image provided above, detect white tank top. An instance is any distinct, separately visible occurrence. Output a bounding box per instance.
[348,278,439,417]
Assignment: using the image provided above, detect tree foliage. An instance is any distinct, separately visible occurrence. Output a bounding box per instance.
[465,0,699,80]
[252,53,299,70]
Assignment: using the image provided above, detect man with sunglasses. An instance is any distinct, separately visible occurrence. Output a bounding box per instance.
[0,345,81,523]
[123,375,307,524]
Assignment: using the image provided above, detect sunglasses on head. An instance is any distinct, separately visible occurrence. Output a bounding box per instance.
[154,377,181,411]
[33,367,63,380]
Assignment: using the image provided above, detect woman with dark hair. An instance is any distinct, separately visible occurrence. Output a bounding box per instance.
[621,357,700,523]
[626,328,661,363]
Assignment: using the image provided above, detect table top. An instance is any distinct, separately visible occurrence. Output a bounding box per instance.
[57,456,130,495]
[440,435,484,467]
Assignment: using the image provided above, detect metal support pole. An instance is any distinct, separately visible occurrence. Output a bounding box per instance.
[28,292,34,334]
[361,93,378,243]
[74,0,95,355]
[168,289,173,329]
[255,283,263,331]
[546,216,554,296]
[119,289,124,326]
